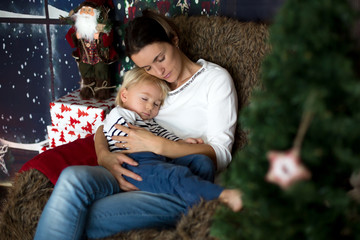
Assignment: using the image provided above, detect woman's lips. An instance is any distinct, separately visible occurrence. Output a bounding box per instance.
[163,72,171,79]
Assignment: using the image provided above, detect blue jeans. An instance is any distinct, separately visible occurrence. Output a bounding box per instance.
[125,152,223,206]
[34,154,218,240]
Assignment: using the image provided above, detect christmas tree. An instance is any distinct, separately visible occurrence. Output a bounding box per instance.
[211,0,360,239]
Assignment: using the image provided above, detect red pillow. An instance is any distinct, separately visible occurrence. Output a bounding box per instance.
[19,134,98,184]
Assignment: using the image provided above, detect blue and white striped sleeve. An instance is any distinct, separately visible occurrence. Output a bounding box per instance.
[147,119,180,141]
[102,107,135,152]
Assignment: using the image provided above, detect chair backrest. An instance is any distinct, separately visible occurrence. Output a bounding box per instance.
[173,15,270,151]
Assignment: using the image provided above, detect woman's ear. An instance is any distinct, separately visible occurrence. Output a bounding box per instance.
[172,36,179,48]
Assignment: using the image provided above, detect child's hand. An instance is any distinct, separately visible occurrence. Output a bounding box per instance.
[183,138,204,144]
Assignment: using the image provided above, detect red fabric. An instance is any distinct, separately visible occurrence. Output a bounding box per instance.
[19,134,98,185]
[101,29,113,47]
[65,27,77,48]
[100,30,118,61]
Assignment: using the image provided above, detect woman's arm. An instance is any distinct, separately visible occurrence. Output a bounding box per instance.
[112,124,218,168]
[157,136,217,167]
[204,67,238,171]
[95,126,142,191]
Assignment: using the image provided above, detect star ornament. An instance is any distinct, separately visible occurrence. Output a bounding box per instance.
[265,149,311,190]
[176,0,189,13]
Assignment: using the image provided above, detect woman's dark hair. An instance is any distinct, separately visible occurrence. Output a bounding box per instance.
[124,9,179,56]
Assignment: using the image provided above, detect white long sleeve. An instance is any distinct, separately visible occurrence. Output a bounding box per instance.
[156,59,238,171]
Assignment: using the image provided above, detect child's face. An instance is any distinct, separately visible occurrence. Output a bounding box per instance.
[121,81,163,120]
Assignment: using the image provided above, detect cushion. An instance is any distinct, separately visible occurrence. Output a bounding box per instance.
[19,134,97,185]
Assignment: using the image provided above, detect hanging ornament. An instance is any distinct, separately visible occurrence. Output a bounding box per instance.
[265,96,314,189]
[266,148,311,189]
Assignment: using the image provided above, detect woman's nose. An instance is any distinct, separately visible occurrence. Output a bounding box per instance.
[153,65,165,77]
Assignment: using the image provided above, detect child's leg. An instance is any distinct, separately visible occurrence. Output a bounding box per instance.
[169,154,216,182]
[124,152,223,207]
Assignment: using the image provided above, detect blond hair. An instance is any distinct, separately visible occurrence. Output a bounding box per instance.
[115,67,170,107]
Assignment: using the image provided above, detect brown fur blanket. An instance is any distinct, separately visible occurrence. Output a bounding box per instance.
[0,15,269,240]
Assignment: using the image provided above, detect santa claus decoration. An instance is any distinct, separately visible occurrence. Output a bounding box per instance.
[64,0,117,100]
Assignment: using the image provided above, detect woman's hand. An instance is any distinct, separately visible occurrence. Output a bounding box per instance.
[95,126,142,191]
[182,138,204,144]
[112,123,160,153]
[98,150,142,191]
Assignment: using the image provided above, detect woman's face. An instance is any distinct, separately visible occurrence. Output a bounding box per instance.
[130,42,182,86]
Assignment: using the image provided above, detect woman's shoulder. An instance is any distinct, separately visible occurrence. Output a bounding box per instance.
[197,58,223,68]
[197,59,233,82]
[168,59,233,96]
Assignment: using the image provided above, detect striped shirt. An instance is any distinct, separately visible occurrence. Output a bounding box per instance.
[102,106,180,152]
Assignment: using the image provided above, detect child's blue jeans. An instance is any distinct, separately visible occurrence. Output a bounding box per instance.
[124,152,223,206]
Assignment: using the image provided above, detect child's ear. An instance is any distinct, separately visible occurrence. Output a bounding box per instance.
[120,88,128,103]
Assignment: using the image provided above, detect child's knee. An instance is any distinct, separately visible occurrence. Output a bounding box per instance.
[193,155,215,172]
[187,155,215,181]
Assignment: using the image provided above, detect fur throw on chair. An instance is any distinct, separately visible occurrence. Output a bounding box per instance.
[0,15,269,240]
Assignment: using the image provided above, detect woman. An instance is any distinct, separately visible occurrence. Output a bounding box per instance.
[34,9,238,240]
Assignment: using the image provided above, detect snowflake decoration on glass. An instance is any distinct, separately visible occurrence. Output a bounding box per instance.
[0,145,9,175]
[266,148,311,189]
